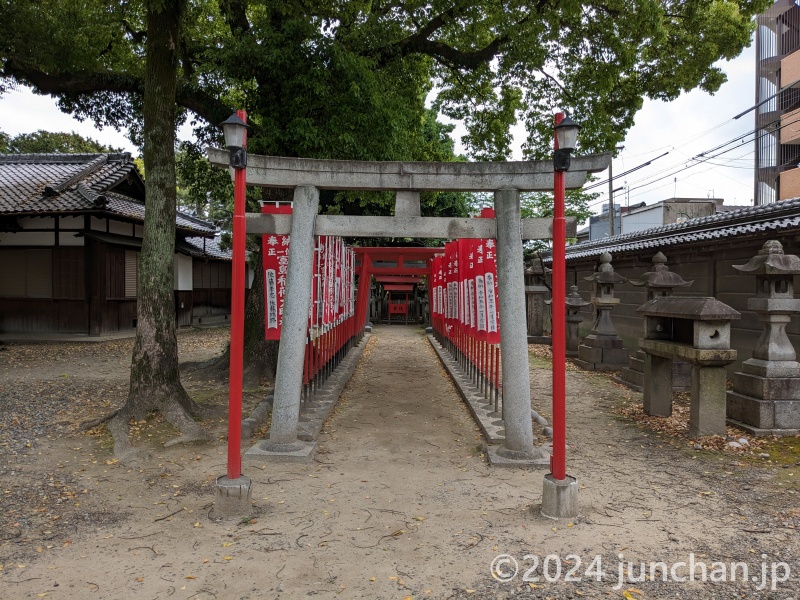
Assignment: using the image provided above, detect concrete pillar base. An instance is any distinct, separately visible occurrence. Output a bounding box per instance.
[486,445,550,468]
[212,475,252,519]
[245,439,317,463]
[643,354,673,417]
[540,474,579,519]
[689,366,727,438]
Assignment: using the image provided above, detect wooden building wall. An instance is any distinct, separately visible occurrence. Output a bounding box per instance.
[0,215,230,334]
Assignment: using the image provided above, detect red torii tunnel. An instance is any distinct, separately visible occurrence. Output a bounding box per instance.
[353,247,441,326]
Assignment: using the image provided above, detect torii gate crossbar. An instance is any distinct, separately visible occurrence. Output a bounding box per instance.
[209,149,610,463]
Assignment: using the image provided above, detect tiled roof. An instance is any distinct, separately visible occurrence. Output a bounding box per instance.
[0,153,215,235]
[179,236,232,261]
[550,199,800,262]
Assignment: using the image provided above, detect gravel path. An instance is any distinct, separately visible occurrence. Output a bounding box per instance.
[1,325,798,599]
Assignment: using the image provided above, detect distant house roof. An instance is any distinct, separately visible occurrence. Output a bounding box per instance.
[179,236,232,261]
[545,198,800,262]
[0,153,215,235]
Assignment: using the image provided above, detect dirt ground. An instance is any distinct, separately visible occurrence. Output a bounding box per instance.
[1,325,799,599]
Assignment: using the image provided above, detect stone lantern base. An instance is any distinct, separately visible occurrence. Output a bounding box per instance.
[727,371,800,435]
[617,349,691,391]
[573,334,628,371]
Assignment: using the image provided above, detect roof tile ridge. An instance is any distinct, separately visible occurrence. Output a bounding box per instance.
[44,154,109,195]
[176,208,216,230]
[0,153,109,164]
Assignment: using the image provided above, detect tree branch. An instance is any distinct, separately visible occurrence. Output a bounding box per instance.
[372,7,528,71]
[218,0,251,34]
[2,61,234,134]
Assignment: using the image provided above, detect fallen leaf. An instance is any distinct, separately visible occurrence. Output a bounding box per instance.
[223,556,233,561]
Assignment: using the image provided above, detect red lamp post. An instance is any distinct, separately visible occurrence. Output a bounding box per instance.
[551,112,580,481]
[220,110,249,480]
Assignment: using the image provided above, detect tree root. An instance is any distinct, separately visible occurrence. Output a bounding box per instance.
[79,409,121,432]
[164,432,212,447]
[108,394,211,463]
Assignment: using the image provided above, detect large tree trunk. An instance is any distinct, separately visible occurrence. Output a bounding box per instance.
[241,253,279,387]
[109,0,209,461]
[211,248,279,388]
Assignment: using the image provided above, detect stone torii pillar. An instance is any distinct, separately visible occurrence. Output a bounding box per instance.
[249,185,320,459]
[491,188,547,464]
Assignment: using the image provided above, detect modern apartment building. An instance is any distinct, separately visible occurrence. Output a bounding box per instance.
[755,0,800,204]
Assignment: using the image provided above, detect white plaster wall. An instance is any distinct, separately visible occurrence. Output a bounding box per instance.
[134,224,144,238]
[174,253,193,291]
[58,232,84,246]
[58,216,83,229]
[20,216,55,230]
[109,219,134,236]
[90,217,106,231]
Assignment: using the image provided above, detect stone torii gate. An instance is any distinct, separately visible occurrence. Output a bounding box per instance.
[209,149,610,465]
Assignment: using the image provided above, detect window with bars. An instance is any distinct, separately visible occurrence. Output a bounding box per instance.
[106,247,139,299]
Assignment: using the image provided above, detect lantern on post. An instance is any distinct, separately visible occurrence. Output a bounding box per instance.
[542,112,580,520]
[220,112,249,168]
[214,110,253,518]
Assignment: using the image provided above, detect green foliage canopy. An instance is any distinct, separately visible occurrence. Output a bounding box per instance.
[1,0,769,163]
[0,129,120,154]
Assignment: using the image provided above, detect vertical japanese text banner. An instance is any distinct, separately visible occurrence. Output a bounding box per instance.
[261,203,293,340]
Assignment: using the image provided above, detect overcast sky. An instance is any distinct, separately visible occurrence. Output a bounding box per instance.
[0,41,757,213]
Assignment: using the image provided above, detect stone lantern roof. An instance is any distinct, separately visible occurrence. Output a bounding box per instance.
[584,252,626,285]
[524,255,551,276]
[629,251,692,291]
[565,285,590,309]
[733,240,800,276]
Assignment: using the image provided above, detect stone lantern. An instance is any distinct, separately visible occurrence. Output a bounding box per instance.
[564,285,590,356]
[637,296,739,437]
[525,255,552,344]
[630,251,693,299]
[574,252,629,371]
[546,284,589,356]
[618,252,693,391]
[727,240,800,434]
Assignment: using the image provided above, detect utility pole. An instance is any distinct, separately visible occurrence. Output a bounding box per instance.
[608,161,615,237]
[607,146,624,237]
